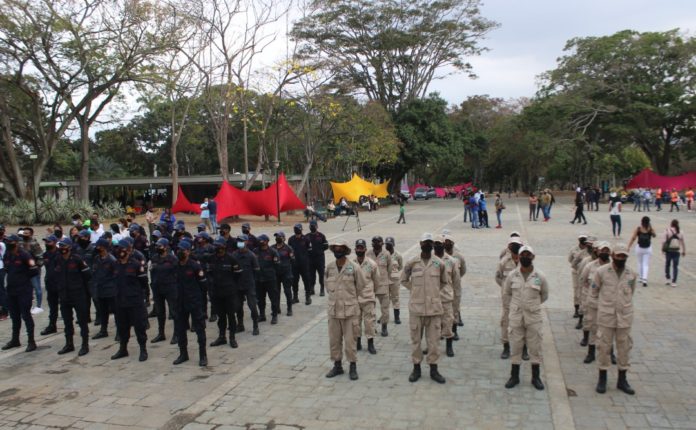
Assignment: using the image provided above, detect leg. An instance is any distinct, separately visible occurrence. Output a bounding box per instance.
[328,317,343,362]
[672,252,680,283]
[410,315,424,364]
[500,289,510,345]
[424,316,441,365]
[31,276,42,309]
[509,325,525,365]
[377,293,390,325]
[245,287,260,334]
[343,317,358,364]
[527,322,543,364]
[596,326,615,370]
[317,261,325,295]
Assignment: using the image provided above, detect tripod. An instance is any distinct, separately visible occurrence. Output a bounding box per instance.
[342,204,362,231]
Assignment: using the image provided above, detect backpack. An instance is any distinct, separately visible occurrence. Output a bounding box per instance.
[662,232,680,252]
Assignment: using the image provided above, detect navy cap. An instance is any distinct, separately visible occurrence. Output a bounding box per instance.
[43,235,58,243]
[257,234,269,242]
[385,237,395,245]
[156,238,169,247]
[6,234,20,242]
[294,223,303,230]
[237,234,249,241]
[95,238,111,249]
[174,224,185,231]
[196,232,210,240]
[309,219,317,226]
[123,237,135,246]
[115,239,130,248]
[128,224,141,232]
[355,239,367,247]
[78,230,91,238]
[213,237,227,247]
[57,237,73,248]
[220,223,231,231]
[178,240,192,250]
[242,223,251,229]
[197,223,206,230]
[152,230,162,238]
[274,231,285,239]
[371,235,383,243]
[158,220,168,226]
[175,219,185,225]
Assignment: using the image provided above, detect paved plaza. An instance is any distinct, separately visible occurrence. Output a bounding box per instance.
[0,197,695,429]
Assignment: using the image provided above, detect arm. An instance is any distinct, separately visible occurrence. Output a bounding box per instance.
[627,228,638,249]
[400,261,412,290]
[590,271,601,299]
[540,274,549,304]
[495,260,505,286]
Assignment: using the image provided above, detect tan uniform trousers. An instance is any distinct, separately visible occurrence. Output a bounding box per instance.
[410,315,441,364]
[358,301,376,339]
[328,316,359,363]
[388,282,400,309]
[583,306,599,345]
[510,321,543,365]
[597,326,632,371]
[453,285,462,321]
[572,269,581,307]
[376,293,390,324]
[500,287,511,343]
[441,301,454,338]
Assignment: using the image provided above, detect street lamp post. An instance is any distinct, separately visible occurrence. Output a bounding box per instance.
[273,159,280,224]
[29,154,38,223]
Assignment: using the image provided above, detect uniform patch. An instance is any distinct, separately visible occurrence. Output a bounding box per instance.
[534,277,542,286]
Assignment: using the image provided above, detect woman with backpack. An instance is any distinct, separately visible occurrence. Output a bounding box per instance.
[627,216,656,287]
[662,219,686,287]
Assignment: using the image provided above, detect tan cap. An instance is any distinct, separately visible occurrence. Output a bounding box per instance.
[586,235,597,242]
[421,232,434,241]
[612,243,629,256]
[433,234,445,244]
[519,245,535,255]
[508,237,523,245]
[578,233,588,239]
[443,233,455,242]
[597,241,612,252]
[330,238,350,248]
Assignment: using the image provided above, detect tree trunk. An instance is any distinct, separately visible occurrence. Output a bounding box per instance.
[78,117,90,201]
[243,114,249,184]
[244,141,265,190]
[0,97,25,199]
[171,133,180,202]
[297,160,313,203]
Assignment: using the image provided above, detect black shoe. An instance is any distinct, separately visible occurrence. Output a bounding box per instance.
[531,364,545,390]
[94,319,101,326]
[446,338,454,357]
[252,322,259,336]
[452,325,459,341]
[173,351,189,365]
[326,361,344,378]
[584,345,596,364]
[367,338,377,355]
[209,314,217,323]
[148,309,157,318]
[617,370,635,395]
[500,342,510,360]
[25,335,37,352]
[611,348,617,365]
[580,330,589,347]
[170,334,178,345]
[394,309,401,325]
[575,315,584,330]
[429,364,446,384]
[409,364,421,382]
[2,339,20,350]
[457,316,464,327]
[271,314,278,325]
[356,337,362,351]
[229,337,238,349]
[287,307,293,317]
[58,341,75,355]
[210,336,227,347]
[573,305,580,318]
[522,344,530,361]
[199,347,208,367]
[320,289,325,297]
[139,346,148,362]
[40,325,57,335]
[596,369,607,394]
[505,364,520,388]
[111,346,129,360]
[381,324,388,337]
[349,362,358,380]
[92,331,109,340]
[151,332,166,343]
[236,323,245,333]
[258,314,267,322]
[305,296,312,306]
[292,296,300,304]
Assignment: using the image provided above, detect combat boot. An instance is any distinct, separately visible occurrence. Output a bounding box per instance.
[356,337,362,351]
[173,348,189,365]
[287,304,293,316]
[271,314,278,325]
[429,364,446,384]
[258,313,267,322]
[139,344,148,362]
[151,328,166,343]
[452,324,459,341]
[210,333,227,347]
[326,361,344,378]
[208,314,217,323]
[305,294,312,306]
[78,336,89,357]
[409,364,421,382]
[583,345,596,364]
[111,343,129,360]
[617,370,635,395]
[40,324,57,335]
[236,322,245,333]
[170,333,178,345]
[199,345,208,367]
[229,333,238,349]
[500,342,510,359]
[394,309,401,325]
[596,369,607,394]
[148,308,157,318]
[381,323,388,337]
[531,364,545,390]
[252,321,259,336]
[25,333,37,352]
[3,327,21,350]
[446,338,454,357]
[573,304,580,318]
[457,315,464,327]
[92,330,109,340]
[367,338,377,355]
[505,364,520,388]
[522,344,530,361]
[292,292,299,304]
[580,330,589,346]
[58,336,75,355]
[349,362,358,380]
[320,286,325,297]
[575,314,584,330]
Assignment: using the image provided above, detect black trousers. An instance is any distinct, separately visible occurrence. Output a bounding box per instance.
[292,260,310,297]
[45,287,60,327]
[235,285,259,324]
[308,257,325,293]
[277,275,293,309]
[153,287,178,334]
[175,301,206,349]
[97,297,117,332]
[212,294,238,336]
[115,305,148,346]
[256,279,280,316]
[7,292,34,339]
[60,297,89,340]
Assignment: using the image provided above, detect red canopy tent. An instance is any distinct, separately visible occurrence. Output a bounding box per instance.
[626,169,696,190]
[171,185,202,214]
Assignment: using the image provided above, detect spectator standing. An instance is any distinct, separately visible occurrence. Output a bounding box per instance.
[463,193,471,223]
[662,219,686,287]
[479,194,490,228]
[469,194,480,228]
[627,216,656,287]
[207,197,218,234]
[642,189,652,212]
[528,193,538,221]
[145,207,157,236]
[655,188,663,211]
[669,188,680,212]
[0,225,6,320]
[494,193,504,229]
[540,191,552,221]
[200,198,212,232]
[396,201,406,224]
[570,189,587,225]
[686,188,694,212]
[609,193,622,238]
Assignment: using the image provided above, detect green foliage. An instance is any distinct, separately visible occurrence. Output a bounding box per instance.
[10,200,35,225]
[98,201,125,220]
[38,195,63,224]
[62,200,95,222]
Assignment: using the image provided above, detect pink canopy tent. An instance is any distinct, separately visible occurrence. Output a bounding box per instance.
[626,169,696,190]
[171,186,202,214]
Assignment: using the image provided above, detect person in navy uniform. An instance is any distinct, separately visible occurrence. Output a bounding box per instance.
[307,220,329,297]
[241,223,259,252]
[111,239,149,362]
[192,232,216,322]
[207,237,242,349]
[54,238,92,356]
[288,224,313,305]
[2,234,39,352]
[273,231,295,316]
[232,234,261,335]
[150,238,179,345]
[255,234,280,324]
[91,239,119,340]
[40,235,60,335]
[173,240,209,366]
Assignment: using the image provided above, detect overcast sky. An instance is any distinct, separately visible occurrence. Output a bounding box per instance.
[428,0,696,105]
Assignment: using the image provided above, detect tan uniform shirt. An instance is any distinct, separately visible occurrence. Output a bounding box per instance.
[503,267,549,326]
[389,250,403,284]
[325,259,368,319]
[576,255,594,286]
[354,257,378,305]
[401,255,447,316]
[572,248,591,272]
[439,254,455,302]
[568,245,583,268]
[495,254,518,287]
[449,250,466,277]
[591,264,638,329]
[579,259,606,309]
[366,249,393,295]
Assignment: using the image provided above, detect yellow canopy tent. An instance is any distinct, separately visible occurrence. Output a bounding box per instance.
[330,174,390,203]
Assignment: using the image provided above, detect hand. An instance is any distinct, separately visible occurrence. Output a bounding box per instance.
[682,252,686,257]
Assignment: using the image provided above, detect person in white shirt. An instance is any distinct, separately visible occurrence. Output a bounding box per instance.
[609,193,622,237]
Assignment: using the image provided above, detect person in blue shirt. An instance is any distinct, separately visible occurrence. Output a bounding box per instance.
[207,198,218,234]
[479,194,490,228]
[468,195,480,229]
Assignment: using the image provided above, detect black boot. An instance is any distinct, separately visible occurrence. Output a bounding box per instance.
[573,304,580,318]
[446,338,454,357]
[580,330,589,347]
[78,337,89,356]
[394,309,401,325]
[596,369,607,394]
[139,344,148,362]
[58,337,75,355]
[2,331,20,350]
[287,305,293,317]
[452,324,459,341]
[271,314,278,325]
[356,337,362,351]
[208,314,217,323]
[505,364,520,388]
[199,345,208,367]
[151,330,166,343]
[92,330,109,340]
[305,295,312,306]
[326,361,344,378]
[531,364,545,390]
[25,333,37,352]
[617,370,635,395]
[381,323,388,337]
[292,293,299,304]
[236,323,245,333]
[111,343,129,360]
[252,321,259,336]
[210,334,227,347]
[522,344,530,361]
[584,345,596,364]
[367,338,377,355]
[575,314,584,330]
[457,315,464,327]
[229,333,238,349]
[148,308,157,318]
[429,364,446,384]
[320,286,325,297]
[349,362,358,380]
[40,324,57,335]
[500,342,510,359]
[611,347,617,365]
[173,348,189,365]
[114,333,121,342]
[409,364,421,382]
[258,313,267,322]
[170,333,178,345]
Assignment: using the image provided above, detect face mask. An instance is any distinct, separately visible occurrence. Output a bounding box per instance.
[309,226,317,232]
[117,250,127,259]
[80,238,90,244]
[444,243,453,252]
[294,228,302,235]
[54,230,62,237]
[433,243,445,253]
[598,253,610,262]
[420,243,433,254]
[509,244,521,255]
[355,250,366,258]
[177,250,187,260]
[333,250,346,259]
[613,258,626,269]
[242,228,250,235]
[216,247,225,254]
[157,247,166,255]
[385,244,394,253]
[7,243,16,251]
[372,244,382,252]
[22,236,30,241]
[130,232,137,238]
[519,257,533,267]
[59,248,69,255]
[72,220,80,226]
[46,244,56,251]
[579,239,587,246]
[275,238,283,245]
[260,242,269,249]
[237,242,245,249]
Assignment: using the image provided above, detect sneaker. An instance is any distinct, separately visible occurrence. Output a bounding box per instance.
[671,282,677,287]
[30,307,44,315]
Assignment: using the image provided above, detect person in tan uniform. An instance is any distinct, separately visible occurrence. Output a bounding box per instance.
[353,239,379,355]
[385,237,403,324]
[591,243,637,395]
[569,234,589,318]
[500,231,522,260]
[401,232,447,384]
[576,238,598,336]
[572,235,596,330]
[503,245,549,390]
[366,236,393,337]
[579,241,611,363]
[324,239,368,380]
[495,237,523,360]
[434,235,456,357]
[444,233,466,335]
